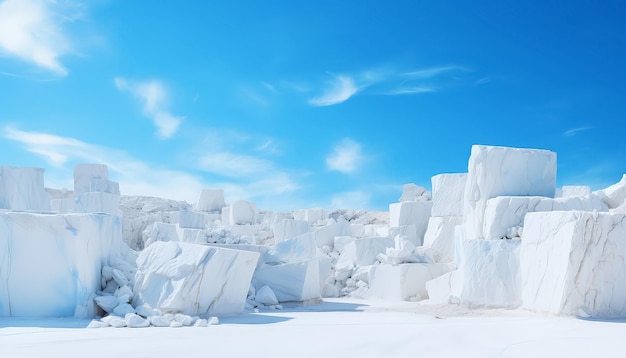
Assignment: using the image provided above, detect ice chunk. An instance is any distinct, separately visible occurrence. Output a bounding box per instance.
[133,241,259,316]
[253,260,320,303]
[73,164,109,196]
[125,313,150,328]
[431,173,467,217]
[0,212,122,317]
[458,239,521,308]
[273,219,310,243]
[0,166,49,211]
[398,183,431,202]
[367,263,454,301]
[94,295,119,314]
[521,211,626,317]
[195,189,226,213]
[462,145,557,240]
[423,216,461,263]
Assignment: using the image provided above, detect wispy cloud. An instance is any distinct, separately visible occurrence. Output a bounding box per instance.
[199,152,272,178]
[400,66,466,78]
[326,138,363,174]
[115,77,182,139]
[307,65,469,106]
[309,75,358,106]
[564,126,593,137]
[3,126,300,204]
[0,0,77,76]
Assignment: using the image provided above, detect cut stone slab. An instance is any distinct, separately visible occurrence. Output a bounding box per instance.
[253,260,320,303]
[367,263,454,301]
[431,173,467,217]
[0,212,123,317]
[133,241,259,316]
[462,145,557,240]
[521,211,626,317]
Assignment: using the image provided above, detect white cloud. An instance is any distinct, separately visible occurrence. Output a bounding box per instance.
[326,138,363,174]
[199,152,273,178]
[115,77,182,139]
[400,66,466,78]
[3,127,300,205]
[0,0,74,75]
[383,86,437,95]
[309,75,358,106]
[564,126,593,137]
[329,191,370,209]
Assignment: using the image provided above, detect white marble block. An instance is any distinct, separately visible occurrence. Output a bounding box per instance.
[425,270,463,304]
[194,189,226,213]
[459,239,521,308]
[423,216,461,263]
[431,173,467,217]
[335,236,394,267]
[561,185,591,198]
[0,166,49,211]
[74,192,120,215]
[482,195,608,240]
[309,220,351,248]
[388,225,420,246]
[90,178,120,194]
[462,145,557,240]
[521,211,626,317]
[594,174,626,209]
[143,222,180,247]
[273,219,310,243]
[179,210,210,229]
[389,201,432,246]
[367,263,454,301]
[73,164,109,196]
[0,212,122,317]
[134,241,259,316]
[228,200,258,225]
[253,260,320,303]
[398,183,431,202]
[293,208,329,224]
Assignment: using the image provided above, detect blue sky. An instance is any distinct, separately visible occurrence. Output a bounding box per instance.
[1,1,625,211]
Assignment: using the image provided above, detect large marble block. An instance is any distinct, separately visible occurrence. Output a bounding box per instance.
[368,263,454,301]
[431,173,467,217]
[222,200,258,225]
[74,192,120,215]
[521,211,626,317]
[423,216,461,263]
[73,164,109,196]
[273,219,310,243]
[335,236,394,267]
[561,185,591,198]
[482,196,608,240]
[398,183,431,202]
[143,222,180,247]
[194,189,226,212]
[425,270,462,304]
[459,238,521,308]
[134,242,259,316]
[462,145,556,240]
[293,208,329,224]
[253,260,320,303]
[0,212,122,317]
[308,220,351,248]
[595,174,626,209]
[389,201,432,246]
[0,166,49,211]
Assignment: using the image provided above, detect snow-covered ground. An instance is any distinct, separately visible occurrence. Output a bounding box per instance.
[2,298,626,358]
